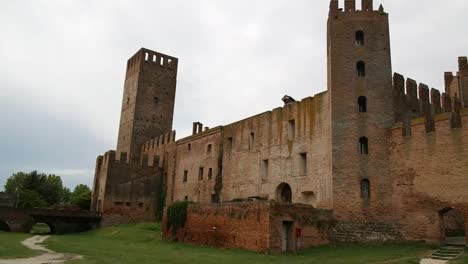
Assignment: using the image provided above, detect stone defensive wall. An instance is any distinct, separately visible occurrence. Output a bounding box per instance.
[91,150,163,226]
[388,73,468,244]
[163,201,334,253]
[141,92,332,208]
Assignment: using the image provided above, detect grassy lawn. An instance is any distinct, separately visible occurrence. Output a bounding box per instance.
[0,232,40,259]
[43,223,433,264]
[452,251,468,264]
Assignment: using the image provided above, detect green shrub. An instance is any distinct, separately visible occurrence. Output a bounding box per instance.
[166,201,192,235]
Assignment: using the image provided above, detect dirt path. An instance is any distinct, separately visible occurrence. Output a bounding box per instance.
[0,235,82,264]
[419,258,447,264]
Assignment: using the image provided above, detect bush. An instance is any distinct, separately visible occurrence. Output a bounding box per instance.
[166,201,192,236]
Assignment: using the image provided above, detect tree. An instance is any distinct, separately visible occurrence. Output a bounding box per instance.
[4,171,71,208]
[71,184,92,210]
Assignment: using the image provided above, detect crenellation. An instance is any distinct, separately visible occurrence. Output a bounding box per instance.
[345,0,356,11]
[406,78,419,117]
[430,88,442,114]
[362,0,373,11]
[442,93,452,112]
[459,56,468,73]
[444,72,454,92]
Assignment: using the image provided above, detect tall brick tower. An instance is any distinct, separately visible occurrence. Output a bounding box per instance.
[116,48,178,163]
[328,0,396,223]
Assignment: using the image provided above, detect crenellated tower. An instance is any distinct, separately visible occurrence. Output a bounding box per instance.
[445,57,468,108]
[328,0,395,222]
[116,48,178,163]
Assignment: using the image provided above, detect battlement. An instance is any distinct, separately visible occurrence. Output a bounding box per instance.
[330,0,385,15]
[125,48,179,78]
[141,130,176,153]
[392,73,463,135]
[98,150,158,169]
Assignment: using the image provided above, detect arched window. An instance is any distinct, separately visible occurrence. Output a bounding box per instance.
[356,31,364,46]
[359,137,369,155]
[358,96,367,112]
[357,61,366,77]
[361,179,370,199]
[276,183,292,204]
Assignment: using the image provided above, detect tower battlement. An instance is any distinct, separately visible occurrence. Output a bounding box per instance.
[126,48,178,79]
[330,0,384,16]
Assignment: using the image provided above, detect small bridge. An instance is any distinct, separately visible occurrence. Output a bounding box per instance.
[0,206,101,234]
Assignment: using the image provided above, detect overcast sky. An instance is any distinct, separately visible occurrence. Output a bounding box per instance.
[0,0,467,190]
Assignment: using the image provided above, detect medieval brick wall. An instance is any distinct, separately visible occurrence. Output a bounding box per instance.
[388,109,468,244]
[163,201,333,253]
[221,93,331,207]
[91,150,162,226]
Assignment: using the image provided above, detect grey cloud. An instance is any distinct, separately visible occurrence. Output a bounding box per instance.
[0,0,467,188]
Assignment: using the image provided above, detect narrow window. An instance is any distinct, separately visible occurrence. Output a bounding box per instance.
[227,137,233,152]
[145,52,149,61]
[183,170,188,183]
[361,179,370,199]
[127,97,130,104]
[356,30,364,46]
[358,96,367,112]
[184,196,188,201]
[207,144,212,153]
[154,97,159,104]
[211,194,218,203]
[188,143,191,151]
[359,137,369,155]
[357,61,366,77]
[288,120,296,140]
[199,167,204,181]
[208,168,213,180]
[299,153,307,175]
[249,133,255,150]
[261,159,269,179]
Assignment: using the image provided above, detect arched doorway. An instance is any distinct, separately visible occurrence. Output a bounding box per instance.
[0,221,10,232]
[440,208,466,245]
[276,183,292,204]
[30,222,53,235]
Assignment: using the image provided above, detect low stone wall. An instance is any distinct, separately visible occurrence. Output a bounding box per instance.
[163,201,334,253]
[332,221,402,243]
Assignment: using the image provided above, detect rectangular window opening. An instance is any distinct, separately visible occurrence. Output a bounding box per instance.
[207,144,212,153]
[183,170,188,183]
[188,143,191,151]
[208,168,213,180]
[288,120,296,140]
[261,159,269,179]
[249,133,255,150]
[299,153,307,175]
[199,167,204,181]
[227,137,233,152]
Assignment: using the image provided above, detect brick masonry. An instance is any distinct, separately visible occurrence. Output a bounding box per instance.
[162,201,333,253]
[91,0,468,252]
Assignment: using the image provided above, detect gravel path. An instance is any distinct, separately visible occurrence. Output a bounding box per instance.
[420,258,448,264]
[0,235,82,264]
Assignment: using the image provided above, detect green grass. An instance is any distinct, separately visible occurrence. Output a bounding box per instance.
[43,223,433,264]
[0,232,40,259]
[452,251,468,263]
[30,222,51,235]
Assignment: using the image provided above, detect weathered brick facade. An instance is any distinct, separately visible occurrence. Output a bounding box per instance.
[91,0,468,252]
[163,201,333,253]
